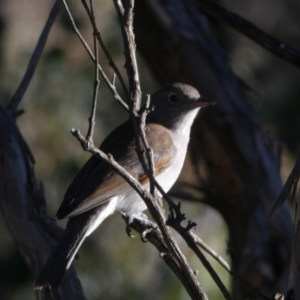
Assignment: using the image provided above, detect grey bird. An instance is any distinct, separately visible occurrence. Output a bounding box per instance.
[34,83,214,290]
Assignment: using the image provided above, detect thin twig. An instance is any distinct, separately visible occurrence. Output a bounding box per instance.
[70,130,171,235]
[169,214,271,300]
[192,233,271,300]
[71,129,146,192]
[62,0,129,111]
[85,0,100,146]
[194,0,300,69]
[114,0,141,112]
[81,0,130,101]
[270,153,300,215]
[8,0,62,110]
[138,95,155,194]
[194,234,231,271]
[165,217,232,300]
[187,243,232,300]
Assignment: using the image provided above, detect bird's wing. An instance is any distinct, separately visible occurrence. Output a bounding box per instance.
[56,122,176,219]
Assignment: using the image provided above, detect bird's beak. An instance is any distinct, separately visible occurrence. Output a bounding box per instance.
[192,96,216,108]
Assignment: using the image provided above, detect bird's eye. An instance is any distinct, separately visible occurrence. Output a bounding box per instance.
[169,94,178,103]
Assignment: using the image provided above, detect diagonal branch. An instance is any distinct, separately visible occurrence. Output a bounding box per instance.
[127,211,271,300]
[8,0,62,111]
[194,0,300,69]
[122,213,212,299]
[122,215,183,276]
[193,233,271,300]
[270,153,300,215]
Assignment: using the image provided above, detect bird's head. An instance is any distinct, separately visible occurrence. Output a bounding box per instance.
[147,83,214,130]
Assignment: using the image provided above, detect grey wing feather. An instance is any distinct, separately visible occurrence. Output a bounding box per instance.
[56,122,175,219]
[56,120,134,219]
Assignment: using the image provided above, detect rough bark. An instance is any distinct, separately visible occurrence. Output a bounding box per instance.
[134,0,293,298]
[0,105,86,300]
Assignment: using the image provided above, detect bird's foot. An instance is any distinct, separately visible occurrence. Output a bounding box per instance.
[121,212,137,238]
[122,212,157,241]
[141,228,152,242]
[134,213,157,242]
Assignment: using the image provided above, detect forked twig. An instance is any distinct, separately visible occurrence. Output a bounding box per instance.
[62,0,129,111]
[81,0,130,101]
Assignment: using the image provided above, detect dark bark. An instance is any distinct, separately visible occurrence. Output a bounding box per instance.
[0,105,86,300]
[134,0,293,298]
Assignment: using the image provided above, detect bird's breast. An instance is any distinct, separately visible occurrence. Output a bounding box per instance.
[155,138,188,193]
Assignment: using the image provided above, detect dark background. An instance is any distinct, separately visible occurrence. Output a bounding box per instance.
[0,0,299,299]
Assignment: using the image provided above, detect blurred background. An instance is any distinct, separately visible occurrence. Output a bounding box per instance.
[0,0,299,299]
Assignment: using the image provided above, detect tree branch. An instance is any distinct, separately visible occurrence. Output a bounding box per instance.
[8,0,62,111]
[270,152,300,215]
[62,0,129,110]
[194,0,300,69]
[122,214,211,299]
[193,233,271,300]
[85,0,100,146]
[81,0,130,101]
[114,0,141,112]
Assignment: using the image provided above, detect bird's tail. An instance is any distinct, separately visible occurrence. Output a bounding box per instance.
[34,227,86,290]
[34,204,110,290]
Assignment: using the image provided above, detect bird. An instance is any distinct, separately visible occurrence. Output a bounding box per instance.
[34,83,214,290]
